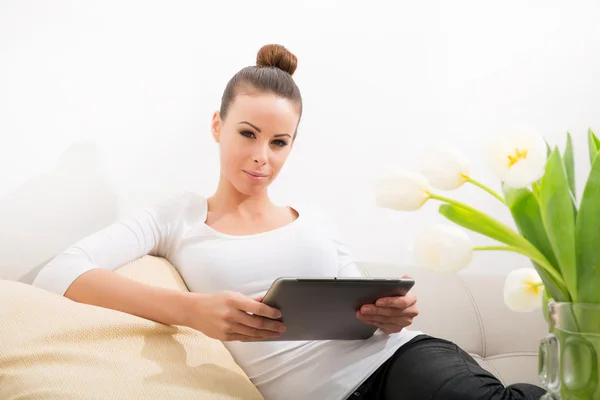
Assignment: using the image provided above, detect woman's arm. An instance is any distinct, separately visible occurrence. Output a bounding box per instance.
[65,268,190,326]
[32,195,186,321]
[56,264,284,339]
[33,204,175,296]
[32,193,285,340]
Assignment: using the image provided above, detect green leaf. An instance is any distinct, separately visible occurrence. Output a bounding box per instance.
[563,132,576,198]
[531,260,569,303]
[532,181,541,198]
[503,185,559,267]
[438,204,528,248]
[588,128,600,165]
[562,133,578,220]
[545,140,552,158]
[502,185,567,300]
[539,149,577,301]
[575,153,600,303]
[534,141,552,189]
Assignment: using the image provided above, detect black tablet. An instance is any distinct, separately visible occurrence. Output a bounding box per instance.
[259,277,415,341]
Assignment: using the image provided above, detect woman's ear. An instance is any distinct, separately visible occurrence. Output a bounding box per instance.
[211,111,221,143]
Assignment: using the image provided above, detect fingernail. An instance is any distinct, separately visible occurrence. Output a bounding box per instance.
[363,306,373,313]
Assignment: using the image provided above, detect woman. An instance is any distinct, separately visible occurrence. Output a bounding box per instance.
[33,44,546,400]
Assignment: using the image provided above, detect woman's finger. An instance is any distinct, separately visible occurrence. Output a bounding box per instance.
[376,292,417,309]
[357,313,394,323]
[238,295,282,320]
[236,310,286,333]
[359,305,404,317]
[357,312,413,326]
[230,322,282,339]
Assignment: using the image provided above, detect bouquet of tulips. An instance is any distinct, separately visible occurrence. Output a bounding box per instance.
[375,129,600,313]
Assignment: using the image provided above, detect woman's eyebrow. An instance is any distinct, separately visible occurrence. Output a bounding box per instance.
[238,121,261,132]
[238,121,291,138]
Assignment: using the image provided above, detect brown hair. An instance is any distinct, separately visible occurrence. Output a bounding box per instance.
[219,44,303,137]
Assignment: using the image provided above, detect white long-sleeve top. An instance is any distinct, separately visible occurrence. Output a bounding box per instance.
[32,192,422,400]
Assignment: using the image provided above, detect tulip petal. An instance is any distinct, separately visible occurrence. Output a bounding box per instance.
[487,131,547,188]
[505,151,546,188]
[503,268,543,312]
[414,225,473,272]
[419,145,470,190]
[375,170,430,211]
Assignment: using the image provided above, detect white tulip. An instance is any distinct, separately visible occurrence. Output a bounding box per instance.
[375,169,430,211]
[503,268,544,312]
[413,225,473,272]
[487,131,547,188]
[419,145,470,190]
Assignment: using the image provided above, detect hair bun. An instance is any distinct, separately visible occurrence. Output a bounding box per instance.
[256,44,298,76]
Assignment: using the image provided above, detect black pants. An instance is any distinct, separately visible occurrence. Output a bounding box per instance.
[347,335,546,400]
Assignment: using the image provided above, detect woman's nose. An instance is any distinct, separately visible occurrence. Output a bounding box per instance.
[253,146,268,165]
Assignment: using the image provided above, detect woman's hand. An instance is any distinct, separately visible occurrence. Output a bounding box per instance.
[185,291,286,341]
[356,276,419,334]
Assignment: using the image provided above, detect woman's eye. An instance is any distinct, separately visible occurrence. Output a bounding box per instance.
[272,140,288,147]
[240,130,256,139]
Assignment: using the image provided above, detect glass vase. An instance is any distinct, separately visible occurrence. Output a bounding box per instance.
[539,302,600,399]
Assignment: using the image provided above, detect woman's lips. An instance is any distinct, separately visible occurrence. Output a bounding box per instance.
[243,170,269,181]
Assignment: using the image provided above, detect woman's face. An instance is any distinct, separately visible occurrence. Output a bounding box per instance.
[211,93,300,196]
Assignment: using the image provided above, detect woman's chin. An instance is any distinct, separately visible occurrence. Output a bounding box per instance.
[234,181,271,196]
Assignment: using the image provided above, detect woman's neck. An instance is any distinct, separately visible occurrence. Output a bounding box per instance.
[207,176,274,218]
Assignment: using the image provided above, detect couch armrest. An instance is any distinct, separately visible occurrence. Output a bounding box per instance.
[358,261,547,387]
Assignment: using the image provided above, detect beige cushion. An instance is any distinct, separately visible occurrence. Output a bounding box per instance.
[0,256,264,400]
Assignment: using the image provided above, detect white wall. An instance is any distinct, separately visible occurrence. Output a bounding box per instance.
[1,0,599,282]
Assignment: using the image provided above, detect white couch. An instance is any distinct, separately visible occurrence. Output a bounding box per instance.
[0,255,548,399]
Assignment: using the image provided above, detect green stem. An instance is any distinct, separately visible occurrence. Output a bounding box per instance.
[464,175,507,205]
[473,245,566,288]
[428,193,481,214]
